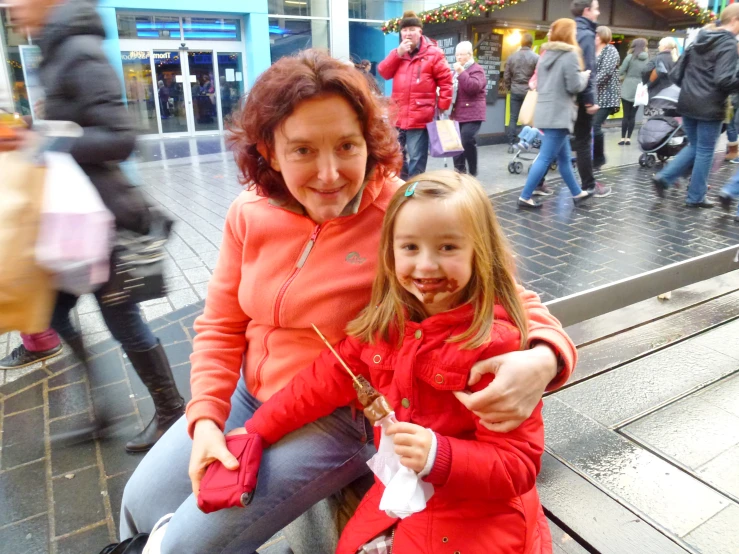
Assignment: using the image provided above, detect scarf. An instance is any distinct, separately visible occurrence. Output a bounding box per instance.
[451,59,475,108]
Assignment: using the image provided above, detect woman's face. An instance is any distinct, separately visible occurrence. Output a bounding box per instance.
[267,94,369,224]
[595,36,603,47]
[456,50,471,65]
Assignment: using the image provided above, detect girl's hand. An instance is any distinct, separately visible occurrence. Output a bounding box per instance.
[189,419,240,497]
[453,344,558,433]
[386,422,433,473]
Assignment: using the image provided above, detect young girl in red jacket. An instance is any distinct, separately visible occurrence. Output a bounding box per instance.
[242,169,552,554]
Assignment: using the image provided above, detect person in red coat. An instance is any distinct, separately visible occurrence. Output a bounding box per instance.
[241,171,558,553]
[378,11,453,180]
[450,40,487,176]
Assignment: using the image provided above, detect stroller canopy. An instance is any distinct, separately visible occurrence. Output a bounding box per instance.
[649,84,680,113]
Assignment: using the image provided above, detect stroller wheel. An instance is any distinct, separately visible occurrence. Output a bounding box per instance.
[646,155,657,168]
[514,161,524,174]
[508,161,516,174]
[550,162,558,171]
[639,153,647,167]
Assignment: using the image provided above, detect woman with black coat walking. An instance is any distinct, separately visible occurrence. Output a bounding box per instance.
[9,0,185,452]
[653,5,739,207]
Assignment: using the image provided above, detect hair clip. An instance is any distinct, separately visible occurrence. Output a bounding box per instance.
[404,182,418,197]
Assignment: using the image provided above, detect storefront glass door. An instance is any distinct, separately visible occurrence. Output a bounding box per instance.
[216,52,245,126]
[153,50,188,134]
[186,51,219,133]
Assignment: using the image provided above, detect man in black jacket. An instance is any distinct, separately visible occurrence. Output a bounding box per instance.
[504,32,538,145]
[571,0,612,198]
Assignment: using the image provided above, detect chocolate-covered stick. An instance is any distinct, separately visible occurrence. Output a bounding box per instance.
[311,324,362,388]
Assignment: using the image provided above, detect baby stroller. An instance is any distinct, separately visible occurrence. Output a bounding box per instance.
[507,126,543,174]
[638,85,687,168]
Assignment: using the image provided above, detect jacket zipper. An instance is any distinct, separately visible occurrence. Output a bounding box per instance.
[389,526,396,554]
[252,223,322,396]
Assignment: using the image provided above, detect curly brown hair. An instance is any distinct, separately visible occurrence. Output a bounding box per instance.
[228,49,402,200]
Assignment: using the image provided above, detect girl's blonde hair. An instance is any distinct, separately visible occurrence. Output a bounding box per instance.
[549,18,584,69]
[347,170,528,350]
[659,37,679,63]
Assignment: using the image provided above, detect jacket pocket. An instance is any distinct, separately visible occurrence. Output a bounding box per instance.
[359,348,395,392]
[413,98,436,124]
[412,363,469,415]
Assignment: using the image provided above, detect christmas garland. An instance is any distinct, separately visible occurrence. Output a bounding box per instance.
[660,0,716,24]
[381,0,527,34]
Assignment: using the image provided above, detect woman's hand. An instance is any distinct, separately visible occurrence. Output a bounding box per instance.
[454,62,464,74]
[453,344,558,433]
[189,419,240,497]
[386,422,433,473]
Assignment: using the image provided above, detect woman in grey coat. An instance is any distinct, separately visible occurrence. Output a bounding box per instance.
[518,19,593,209]
[619,38,649,144]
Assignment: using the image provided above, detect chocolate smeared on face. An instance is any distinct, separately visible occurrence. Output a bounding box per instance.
[420,277,459,304]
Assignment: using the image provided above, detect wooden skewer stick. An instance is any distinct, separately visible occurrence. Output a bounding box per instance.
[311,324,363,388]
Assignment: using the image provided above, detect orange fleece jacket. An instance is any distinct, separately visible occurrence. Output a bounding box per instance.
[186,176,577,437]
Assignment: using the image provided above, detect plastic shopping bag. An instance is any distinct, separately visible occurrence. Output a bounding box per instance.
[426,117,464,158]
[0,152,56,334]
[634,82,649,107]
[35,152,114,295]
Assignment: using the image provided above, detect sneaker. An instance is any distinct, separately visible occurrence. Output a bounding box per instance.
[589,183,613,198]
[0,343,63,370]
[532,183,554,196]
[685,200,715,209]
[731,158,739,165]
[517,197,543,209]
[719,194,733,212]
[573,191,592,206]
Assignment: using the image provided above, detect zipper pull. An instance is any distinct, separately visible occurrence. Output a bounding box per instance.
[296,225,321,268]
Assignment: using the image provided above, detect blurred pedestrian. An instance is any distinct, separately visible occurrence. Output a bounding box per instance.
[593,25,620,169]
[450,41,487,176]
[356,59,380,94]
[618,38,649,145]
[378,11,453,179]
[504,32,538,145]
[517,19,597,209]
[643,37,678,98]
[8,0,184,452]
[653,5,739,207]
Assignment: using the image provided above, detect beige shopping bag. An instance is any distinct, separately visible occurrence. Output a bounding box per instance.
[0,152,55,334]
[517,90,538,126]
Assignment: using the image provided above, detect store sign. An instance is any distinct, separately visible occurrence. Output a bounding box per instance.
[477,34,503,105]
[122,51,174,61]
[435,35,459,71]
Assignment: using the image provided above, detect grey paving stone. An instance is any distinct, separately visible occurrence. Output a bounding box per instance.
[172,364,193,403]
[691,319,739,361]
[0,369,48,396]
[544,396,729,538]
[47,362,86,388]
[52,465,106,537]
[98,414,145,477]
[164,342,193,368]
[164,275,191,292]
[88,350,127,390]
[141,303,174,322]
[152,321,189,346]
[684,504,739,553]
[0,460,47,527]
[0,513,49,554]
[92,382,135,422]
[48,382,89,421]
[167,288,200,310]
[4,384,43,416]
[2,363,44,386]
[697,444,739,499]
[553,341,739,428]
[55,523,112,554]
[182,266,212,285]
[1,407,45,469]
[623,395,739,469]
[79,311,110,336]
[49,412,98,477]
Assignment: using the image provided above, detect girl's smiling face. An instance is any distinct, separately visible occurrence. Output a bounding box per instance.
[393,197,474,316]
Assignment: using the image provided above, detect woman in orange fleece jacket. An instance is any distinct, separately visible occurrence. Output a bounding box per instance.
[120,50,577,553]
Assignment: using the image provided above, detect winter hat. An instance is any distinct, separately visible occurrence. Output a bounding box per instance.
[399,11,423,30]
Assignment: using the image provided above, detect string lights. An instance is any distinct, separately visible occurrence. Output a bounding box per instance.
[660,0,716,24]
[382,0,527,34]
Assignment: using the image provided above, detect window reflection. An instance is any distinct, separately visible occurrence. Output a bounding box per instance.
[121,51,158,134]
[269,18,329,62]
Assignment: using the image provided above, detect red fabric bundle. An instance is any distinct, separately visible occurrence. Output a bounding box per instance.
[197,433,264,514]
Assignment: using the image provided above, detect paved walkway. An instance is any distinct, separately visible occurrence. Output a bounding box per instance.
[1,131,738,553]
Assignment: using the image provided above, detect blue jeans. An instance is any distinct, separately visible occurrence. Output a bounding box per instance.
[657,116,723,204]
[120,378,375,553]
[51,290,156,352]
[399,127,429,179]
[521,128,583,200]
[721,169,739,217]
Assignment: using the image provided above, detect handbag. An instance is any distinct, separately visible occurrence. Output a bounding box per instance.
[634,82,649,107]
[99,534,149,554]
[518,89,538,126]
[670,47,691,87]
[426,112,464,158]
[98,210,173,307]
[197,433,264,514]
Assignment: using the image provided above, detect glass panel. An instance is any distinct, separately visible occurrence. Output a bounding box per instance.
[1,8,32,116]
[216,53,245,126]
[153,51,187,134]
[348,1,449,20]
[187,51,219,132]
[117,14,181,40]
[121,51,158,134]
[268,0,329,17]
[182,17,241,41]
[349,21,386,91]
[268,18,330,63]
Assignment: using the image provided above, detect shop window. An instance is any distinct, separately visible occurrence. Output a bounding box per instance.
[1,8,31,116]
[217,53,245,125]
[117,14,181,40]
[120,51,158,134]
[183,18,241,41]
[349,21,386,91]
[269,18,330,62]
[268,0,329,18]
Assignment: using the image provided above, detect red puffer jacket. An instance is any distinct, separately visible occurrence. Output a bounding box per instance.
[246,304,550,554]
[378,36,454,130]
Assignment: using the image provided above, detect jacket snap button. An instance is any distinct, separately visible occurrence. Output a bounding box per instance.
[401,398,410,408]
[373,354,382,364]
[434,373,444,384]
[442,537,449,543]
[414,329,422,340]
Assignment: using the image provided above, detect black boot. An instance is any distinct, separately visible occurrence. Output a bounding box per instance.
[593,134,606,169]
[124,341,185,453]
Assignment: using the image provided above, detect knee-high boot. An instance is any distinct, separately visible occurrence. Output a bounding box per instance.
[124,341,185,453]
